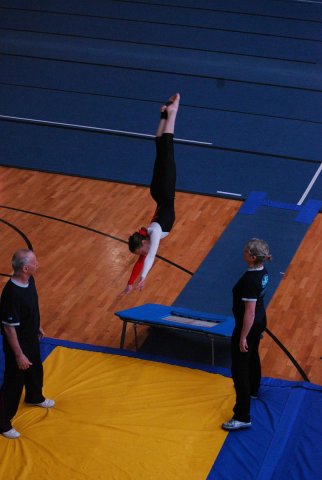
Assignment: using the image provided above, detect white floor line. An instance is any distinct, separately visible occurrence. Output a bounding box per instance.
[216,190,242,197]
[297,162,322,205]
[0,114,213,146]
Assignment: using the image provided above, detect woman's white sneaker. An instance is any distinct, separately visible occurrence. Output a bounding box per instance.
[2,428,20,439]
[222,418,251,431]
[26,398,55,408]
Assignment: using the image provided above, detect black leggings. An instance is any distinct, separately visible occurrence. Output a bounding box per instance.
[150,133,176,232]
[231,318,266,422]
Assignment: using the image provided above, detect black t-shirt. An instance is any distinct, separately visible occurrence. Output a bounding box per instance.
[0,276,40,348]
[232,267,268,330]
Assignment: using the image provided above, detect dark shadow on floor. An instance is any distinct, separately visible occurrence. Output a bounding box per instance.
[138,327,231,368]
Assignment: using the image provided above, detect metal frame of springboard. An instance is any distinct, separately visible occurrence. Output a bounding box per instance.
[118,318,224,366]
[116,304,234,365]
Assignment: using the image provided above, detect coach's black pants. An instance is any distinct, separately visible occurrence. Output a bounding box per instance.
[0,340,45,432]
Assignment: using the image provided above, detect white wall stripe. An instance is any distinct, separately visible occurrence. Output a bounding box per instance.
[0,114,213,146]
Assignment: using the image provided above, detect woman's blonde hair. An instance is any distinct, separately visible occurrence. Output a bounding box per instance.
[245,238,271,265]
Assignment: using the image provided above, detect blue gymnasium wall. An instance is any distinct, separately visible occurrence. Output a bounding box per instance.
[0,0,321,203]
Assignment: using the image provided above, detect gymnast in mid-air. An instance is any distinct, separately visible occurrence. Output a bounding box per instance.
[123,93,180,293]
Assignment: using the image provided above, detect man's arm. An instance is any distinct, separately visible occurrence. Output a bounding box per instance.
[3,325,32,370]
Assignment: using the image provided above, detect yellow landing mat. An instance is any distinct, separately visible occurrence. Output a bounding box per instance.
[0,347,234,480]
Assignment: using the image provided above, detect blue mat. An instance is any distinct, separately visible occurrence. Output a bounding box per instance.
[175,199,312,315]
[1,335,321,479]
[210,378,322,480]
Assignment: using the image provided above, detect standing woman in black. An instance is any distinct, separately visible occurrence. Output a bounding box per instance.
[222,238,272,431]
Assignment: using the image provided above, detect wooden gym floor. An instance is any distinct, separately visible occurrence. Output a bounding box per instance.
[0,166,321,385]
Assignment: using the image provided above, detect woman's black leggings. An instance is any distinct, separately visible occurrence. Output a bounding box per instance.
[150,133,176,232]
[231,319,266,422]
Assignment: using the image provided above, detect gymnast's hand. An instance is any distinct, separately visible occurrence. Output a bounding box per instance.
[121,284,133,295]
[136,278,145,291]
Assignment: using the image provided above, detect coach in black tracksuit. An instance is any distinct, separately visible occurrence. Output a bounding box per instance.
[222,238,272,431]
[0,249,54,439]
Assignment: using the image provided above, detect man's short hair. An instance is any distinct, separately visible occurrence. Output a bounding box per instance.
[11,249,33,272]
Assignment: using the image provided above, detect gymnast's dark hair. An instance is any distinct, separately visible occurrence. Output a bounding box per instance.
[128,227,148,253]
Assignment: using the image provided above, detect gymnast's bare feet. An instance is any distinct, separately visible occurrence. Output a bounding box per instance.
[162,93,180,134]
[156,93,180,136]
[165,93,180,114]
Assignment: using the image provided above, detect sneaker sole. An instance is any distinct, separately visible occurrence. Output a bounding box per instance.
[222,424,251,431]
